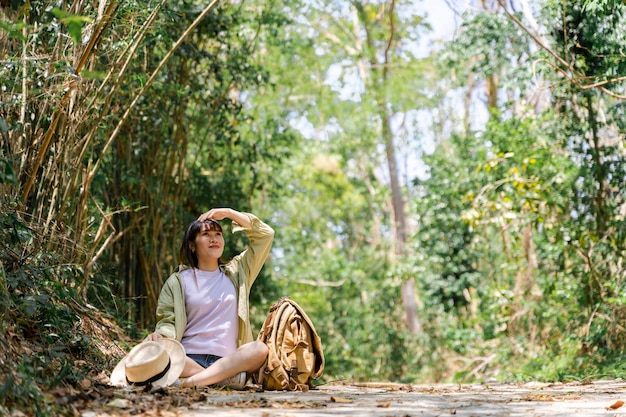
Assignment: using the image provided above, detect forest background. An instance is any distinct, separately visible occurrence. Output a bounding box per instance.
[1,0,626,415]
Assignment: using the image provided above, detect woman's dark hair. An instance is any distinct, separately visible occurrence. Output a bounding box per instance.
[179,219,223,267]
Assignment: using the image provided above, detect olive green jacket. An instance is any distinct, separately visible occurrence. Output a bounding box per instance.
[154,213,274,347]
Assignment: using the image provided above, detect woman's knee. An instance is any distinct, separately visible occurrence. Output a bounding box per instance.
[252,340,269,358]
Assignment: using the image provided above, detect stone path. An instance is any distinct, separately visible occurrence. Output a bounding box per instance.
[180,380,626,417]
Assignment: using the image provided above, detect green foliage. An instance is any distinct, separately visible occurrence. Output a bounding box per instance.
[409,67,626,378]
[583,0,626,14]
[80,0,298,327]
[547,0,626,90]
[0,151,17,185]
[399,0,625,383]
[542,0,626,361]
[50,8,91,43]
[2,0,626,404]
[413,133,487,312]
[0,368,55,417]
[0,20,27,41]
[257,138,425,381]
[0,201,107,416]
[439,10,534,92]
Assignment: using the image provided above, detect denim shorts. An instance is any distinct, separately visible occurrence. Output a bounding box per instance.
[187,353,222,369]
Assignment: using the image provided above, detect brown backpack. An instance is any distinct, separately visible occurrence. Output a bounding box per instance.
[256,297,325,391]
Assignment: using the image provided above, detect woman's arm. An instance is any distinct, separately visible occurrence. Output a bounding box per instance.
[145,275,179,340]
[198,208,251,229]
[231,213,274,285]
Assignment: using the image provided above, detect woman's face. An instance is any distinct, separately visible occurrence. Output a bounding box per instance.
[191,223,225,262]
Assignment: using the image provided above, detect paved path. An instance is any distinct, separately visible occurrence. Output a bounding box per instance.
[181,380,626,417]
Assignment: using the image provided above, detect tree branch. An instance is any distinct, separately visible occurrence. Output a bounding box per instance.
[497,0,626,100]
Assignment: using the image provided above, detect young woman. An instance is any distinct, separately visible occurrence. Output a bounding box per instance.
[144,208,274,388]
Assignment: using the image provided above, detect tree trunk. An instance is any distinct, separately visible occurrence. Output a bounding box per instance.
[402,277,422,334]
[376,0,419,334]
[380,105,407,255]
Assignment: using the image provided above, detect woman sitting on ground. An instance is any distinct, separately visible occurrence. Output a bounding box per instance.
[144,208,274,388]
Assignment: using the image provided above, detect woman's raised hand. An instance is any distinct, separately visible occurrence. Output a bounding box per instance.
[198,208,232,222]
[198,208,252,228]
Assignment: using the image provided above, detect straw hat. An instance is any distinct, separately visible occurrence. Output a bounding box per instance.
[110,339,186,388]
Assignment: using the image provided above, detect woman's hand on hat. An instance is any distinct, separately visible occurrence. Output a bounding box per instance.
[198,208,252,228]
[144,332,164,342]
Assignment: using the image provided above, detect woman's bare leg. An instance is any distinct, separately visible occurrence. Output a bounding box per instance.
[181,341,268,388]
[181,357,206,378]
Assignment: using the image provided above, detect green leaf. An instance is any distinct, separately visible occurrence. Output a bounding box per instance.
[50,8,91,43]
[0,20,27,41]
[0,117,9,133]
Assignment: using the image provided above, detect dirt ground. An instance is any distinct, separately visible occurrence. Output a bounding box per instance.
[71,379,626,417]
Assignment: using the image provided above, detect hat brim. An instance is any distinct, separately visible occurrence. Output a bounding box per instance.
[110,338,186,388]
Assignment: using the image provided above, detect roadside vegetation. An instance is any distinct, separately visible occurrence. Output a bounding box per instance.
[1,0,625,415]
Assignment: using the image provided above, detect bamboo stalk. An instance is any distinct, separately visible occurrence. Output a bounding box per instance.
[83,1,162,117]
[18,14,27,162]
[21,1,119,202]
[21,95,66,202]
[85,0,220,189]
[64,0,168,210]
[57,1,120,229]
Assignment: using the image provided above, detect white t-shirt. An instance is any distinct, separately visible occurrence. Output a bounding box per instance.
[180,268,238,357]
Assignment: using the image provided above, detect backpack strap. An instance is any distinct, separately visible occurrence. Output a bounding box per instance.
[284,298,325,379]
[263,299,292,390]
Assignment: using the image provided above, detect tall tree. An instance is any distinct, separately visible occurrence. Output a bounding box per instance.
[250,0,438,334]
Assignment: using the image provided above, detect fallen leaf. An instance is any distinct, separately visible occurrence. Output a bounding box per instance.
[606,400,624,410]
[80,379,92,389]
[330,396,352,403]
[93,371,110,383]
[377,402,391,408]
[106,398,130,409]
